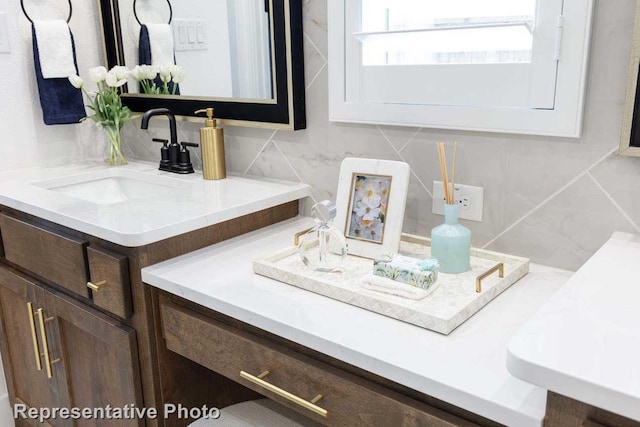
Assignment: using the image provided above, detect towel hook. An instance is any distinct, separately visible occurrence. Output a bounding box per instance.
[20,0,73,24]
[133,0,173,26]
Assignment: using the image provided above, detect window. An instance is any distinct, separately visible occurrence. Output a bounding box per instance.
[329,0,595,137]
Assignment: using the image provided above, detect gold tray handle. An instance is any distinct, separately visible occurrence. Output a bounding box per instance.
[476,263,504,293]
[26,303,42,371]
[240,370,328,417]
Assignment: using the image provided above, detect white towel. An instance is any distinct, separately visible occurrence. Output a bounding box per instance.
[146,23,175,66]
[362,274,439,300]
[33,20,76,79]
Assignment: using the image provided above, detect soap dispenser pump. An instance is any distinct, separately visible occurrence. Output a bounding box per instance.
[195,108,226,180]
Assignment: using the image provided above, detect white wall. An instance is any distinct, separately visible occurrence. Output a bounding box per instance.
[0,0,106,171]
[0,0,107,423]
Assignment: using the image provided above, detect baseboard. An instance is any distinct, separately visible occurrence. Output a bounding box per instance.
[0,393,13,427]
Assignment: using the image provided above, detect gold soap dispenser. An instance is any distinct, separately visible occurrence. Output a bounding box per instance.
[195,108,226,180]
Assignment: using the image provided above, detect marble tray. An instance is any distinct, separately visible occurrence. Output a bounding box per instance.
[253,234,529,334]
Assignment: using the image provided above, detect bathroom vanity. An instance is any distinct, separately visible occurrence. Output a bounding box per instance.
[0,162,637,427]
[0,161,308,427]
[142,220,640,427]
[142,218,568,427]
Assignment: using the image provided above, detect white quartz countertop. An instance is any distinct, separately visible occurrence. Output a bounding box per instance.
[508,232,640,422]
[0,161,310,246]
[142,217,573,427]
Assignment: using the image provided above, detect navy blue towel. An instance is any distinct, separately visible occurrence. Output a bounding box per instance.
[138,25,180,95]
[32,25,85,126]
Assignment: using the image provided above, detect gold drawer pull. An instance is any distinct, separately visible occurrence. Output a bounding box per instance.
[87,280,107,292]
[476,263,504,293]
[26,303,42,371]
[240,370,328,418]
[36,309,60,379]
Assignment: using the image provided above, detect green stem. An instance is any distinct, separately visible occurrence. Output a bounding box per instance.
[104,125,127,166]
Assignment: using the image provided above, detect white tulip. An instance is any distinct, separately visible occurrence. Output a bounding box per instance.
[158,64,172,83]
[111,65,130,80]
[140,64,157,80]
[68,74,84,89]
[105,70,127,88]
[89,66,108,83]
[130,65,145,82]
[170,65,186,83]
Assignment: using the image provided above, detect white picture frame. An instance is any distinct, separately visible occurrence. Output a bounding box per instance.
[335,158,410,259]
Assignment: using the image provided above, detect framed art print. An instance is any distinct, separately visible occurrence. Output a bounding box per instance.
[335,158,410,259]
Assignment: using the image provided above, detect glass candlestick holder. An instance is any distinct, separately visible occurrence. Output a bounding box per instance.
[298,201,348,273]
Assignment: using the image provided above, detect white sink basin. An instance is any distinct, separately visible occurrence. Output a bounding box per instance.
[33,169,190,205]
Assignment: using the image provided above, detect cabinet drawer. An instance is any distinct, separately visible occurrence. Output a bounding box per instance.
[0,213,89,298]
[160,300,476,427]
[87,246,132,319]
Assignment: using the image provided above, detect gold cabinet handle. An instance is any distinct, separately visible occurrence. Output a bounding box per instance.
[87,280,107,292]
[36,309,60,379]
[26,303,42,371]
[240,370,327,417]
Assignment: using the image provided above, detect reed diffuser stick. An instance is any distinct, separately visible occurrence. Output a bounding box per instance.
[437,142,450,204]
[450,141,458,203]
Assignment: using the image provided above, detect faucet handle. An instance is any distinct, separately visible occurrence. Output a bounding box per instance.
[153,138,171,171]
[180,142,199,149]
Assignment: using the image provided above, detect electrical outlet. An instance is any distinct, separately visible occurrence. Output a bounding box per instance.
[432,181,484,222]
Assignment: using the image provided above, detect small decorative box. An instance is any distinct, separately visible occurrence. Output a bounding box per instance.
[373,255,439,290]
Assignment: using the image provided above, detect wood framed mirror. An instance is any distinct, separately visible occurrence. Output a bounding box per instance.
[621,0,640,155]
[98,0,306,130]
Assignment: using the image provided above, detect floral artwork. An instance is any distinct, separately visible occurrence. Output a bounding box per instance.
[346,174,392,243]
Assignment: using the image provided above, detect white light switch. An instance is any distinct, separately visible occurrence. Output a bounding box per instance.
[173,19,208,52]
[0,13,11,54]
[196,26,205,43]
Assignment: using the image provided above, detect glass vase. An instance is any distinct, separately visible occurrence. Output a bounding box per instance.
[430,204,471,274]
[103,125,127,166]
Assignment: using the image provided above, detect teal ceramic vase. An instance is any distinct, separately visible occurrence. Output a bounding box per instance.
[430,204,471,274]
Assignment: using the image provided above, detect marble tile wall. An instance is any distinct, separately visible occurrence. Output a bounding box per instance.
[121,0,640,271]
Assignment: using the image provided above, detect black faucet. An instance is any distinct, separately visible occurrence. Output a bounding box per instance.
[141,108,197,174]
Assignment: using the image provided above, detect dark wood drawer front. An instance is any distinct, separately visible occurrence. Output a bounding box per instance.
[87,246,132,319]
[161,300,476,427]
[0,214,89,298]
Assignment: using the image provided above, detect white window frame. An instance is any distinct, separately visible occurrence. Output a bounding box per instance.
[328,0,595,137]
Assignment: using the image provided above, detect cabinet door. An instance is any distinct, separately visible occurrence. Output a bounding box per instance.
[0,265,57,427]
[39,286,144,427]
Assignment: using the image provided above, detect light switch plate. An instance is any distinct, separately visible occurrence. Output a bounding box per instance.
[0,13,11,54]
[173,19,208,51]
[432,181,484,222]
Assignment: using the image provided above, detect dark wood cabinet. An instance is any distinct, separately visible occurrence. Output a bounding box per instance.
[158,293,487,427]
[0,268,56,427]
[0,201,299,427]
[0,265,143,427]
[40,283,143,427]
